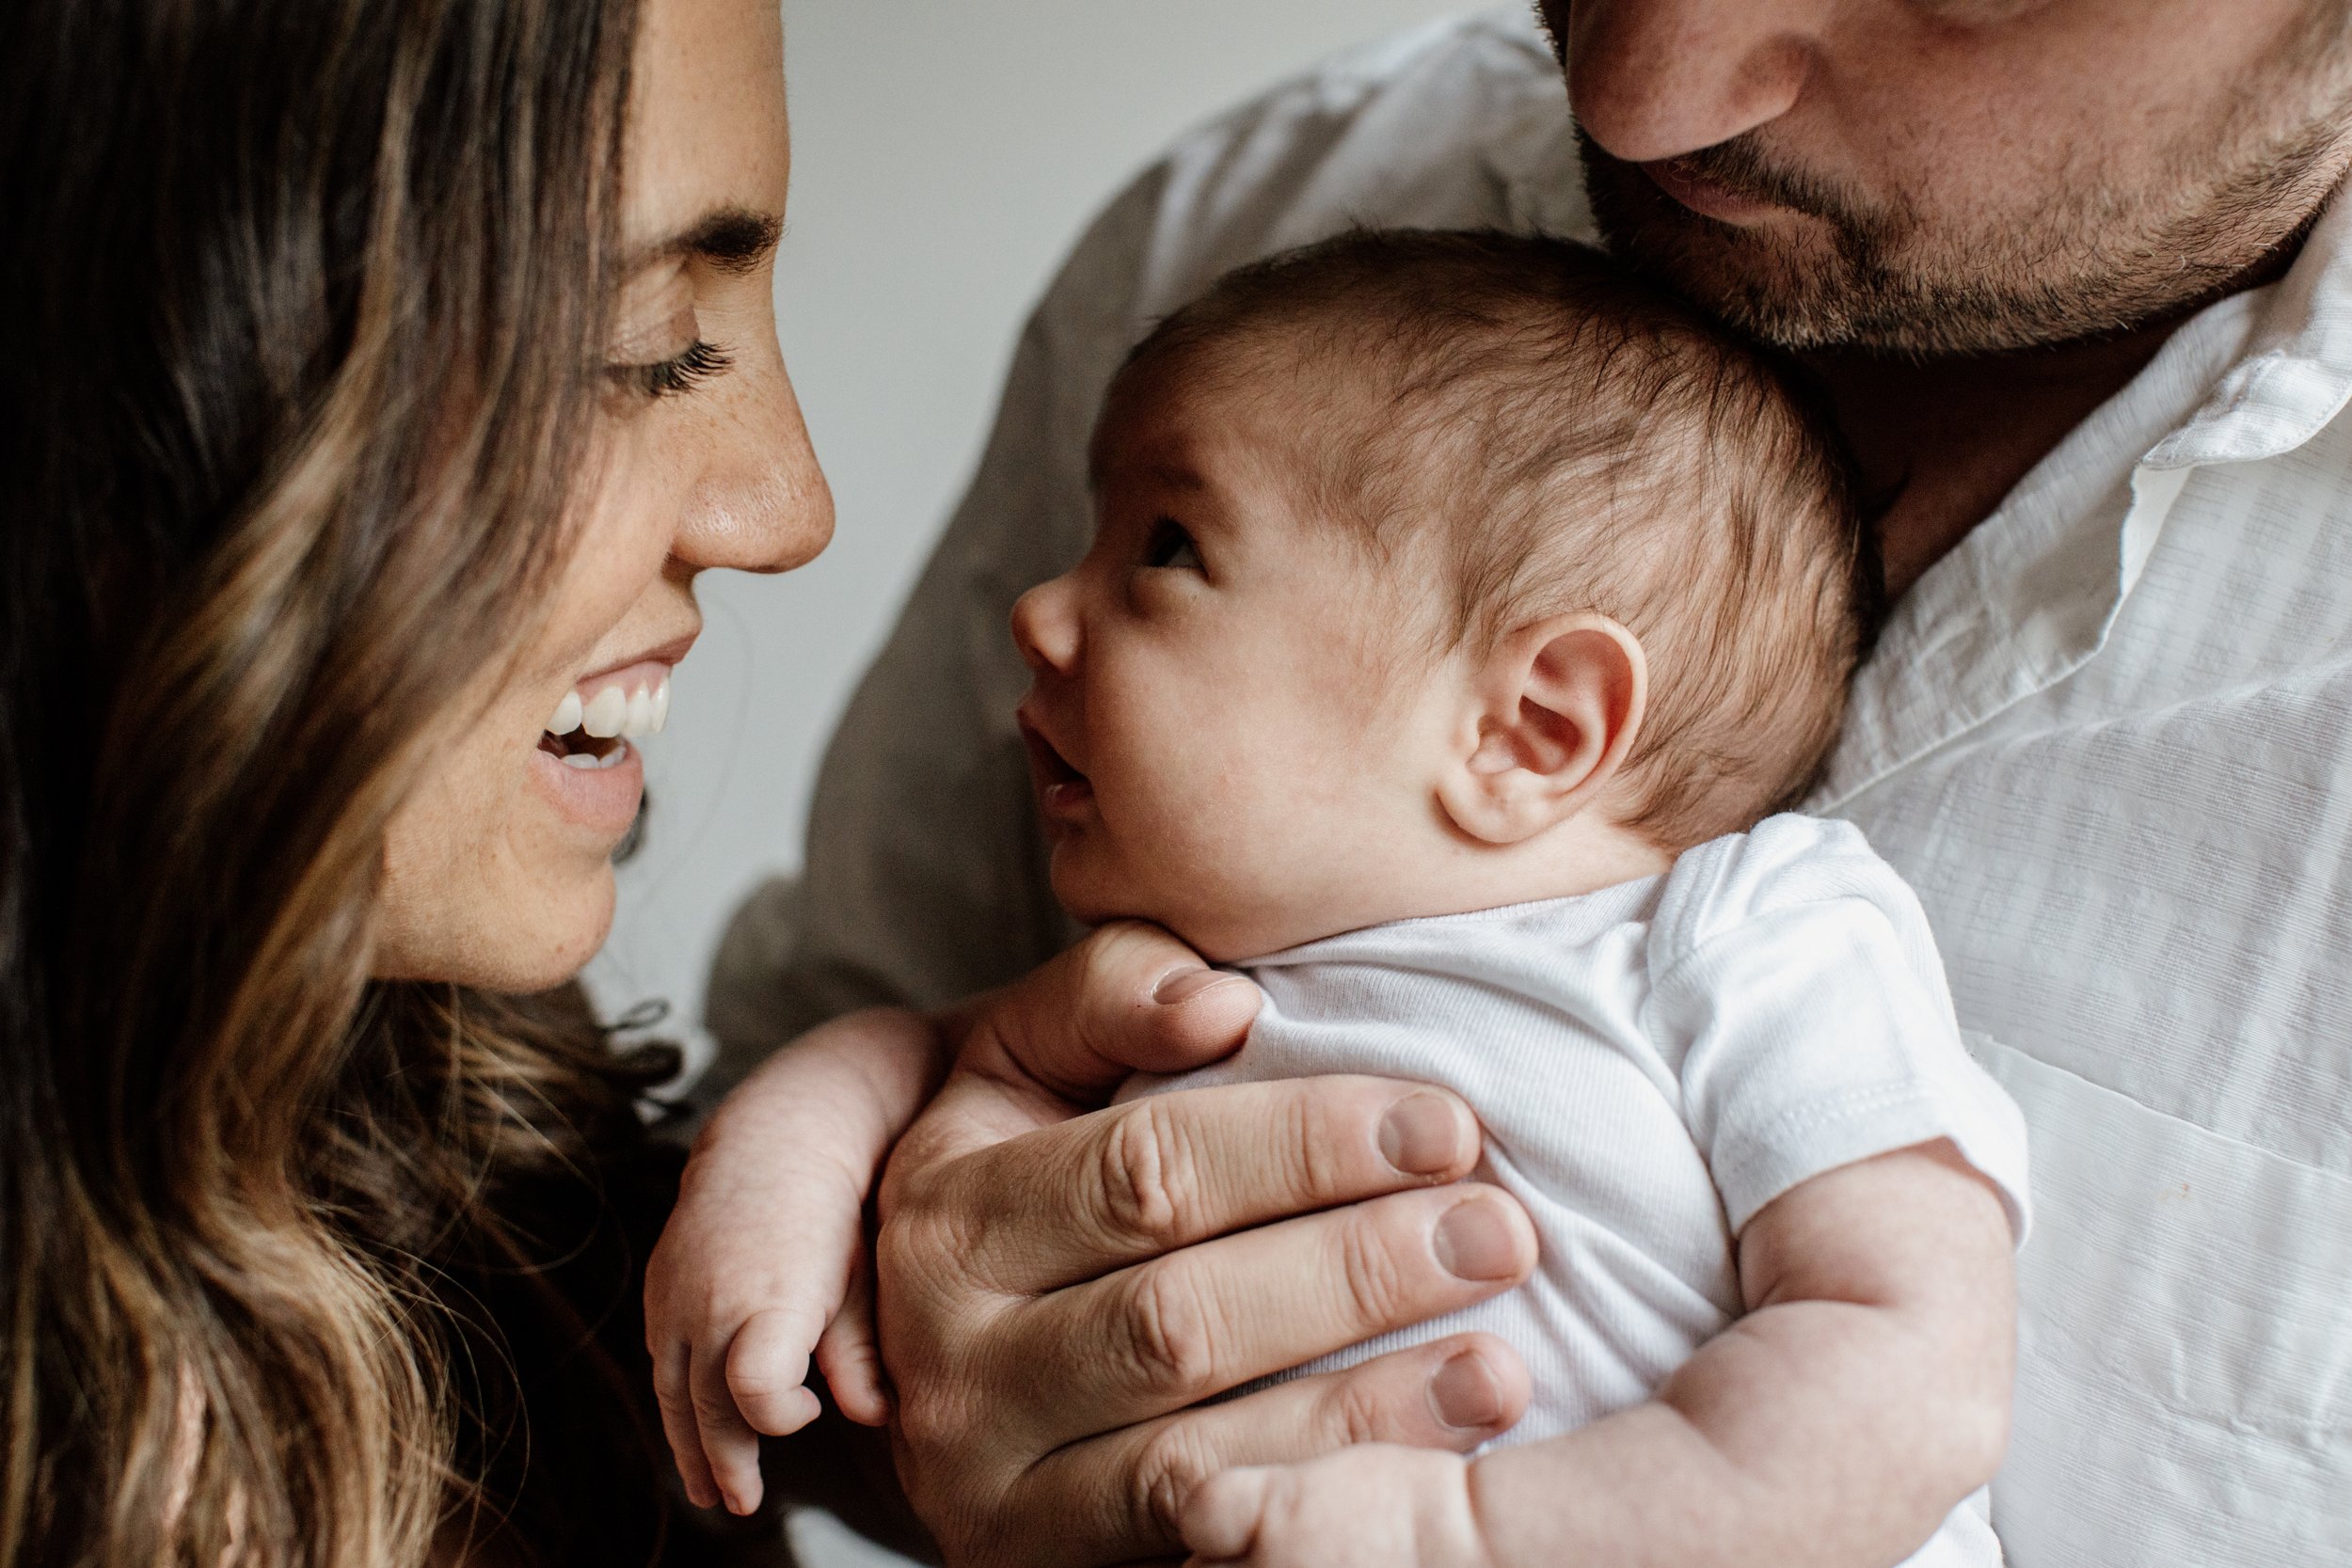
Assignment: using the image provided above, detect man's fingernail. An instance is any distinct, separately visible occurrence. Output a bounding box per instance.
[1428,1350,1507,1431]
[1379,1092,1464,1176]
[1154,967,1225,1004]
[1433,1196,1522,1281]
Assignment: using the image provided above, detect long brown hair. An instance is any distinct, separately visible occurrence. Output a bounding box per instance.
[1,3,690,1562]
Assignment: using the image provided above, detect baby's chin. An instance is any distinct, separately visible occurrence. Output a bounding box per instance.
[1048,851,1237,959]
[1051,851,1168,937]
[1054,878,1321,970]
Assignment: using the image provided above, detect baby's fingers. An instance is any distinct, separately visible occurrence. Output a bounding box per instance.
[814,1252,890,1426]
[693,1338,774,1516]
[727,1309,825,1436]
[1182,1466,1279,1563]
[652,1340,722,1512]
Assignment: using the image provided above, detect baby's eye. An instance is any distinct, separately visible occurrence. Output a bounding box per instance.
[1142,518,1205,573]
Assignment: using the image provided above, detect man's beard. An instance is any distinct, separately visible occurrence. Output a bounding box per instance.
[1578,82,2352,357]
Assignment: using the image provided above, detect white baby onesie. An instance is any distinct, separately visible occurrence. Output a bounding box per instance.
[1122,814,2030,1568]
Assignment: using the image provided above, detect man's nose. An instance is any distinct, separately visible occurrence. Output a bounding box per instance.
[671,368,836,575]
[1563,0,1828,164]
[1010,574,1081,674]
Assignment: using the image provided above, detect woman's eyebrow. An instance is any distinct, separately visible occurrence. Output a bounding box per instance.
[630,205,784,275]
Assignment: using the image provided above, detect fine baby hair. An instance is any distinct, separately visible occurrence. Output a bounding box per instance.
[1099,229,1881,849]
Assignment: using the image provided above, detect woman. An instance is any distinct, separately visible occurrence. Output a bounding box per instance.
[2,0,828,1560]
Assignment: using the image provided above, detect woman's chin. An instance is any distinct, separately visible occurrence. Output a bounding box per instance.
[529,738,646,841]
[367,870,616,993]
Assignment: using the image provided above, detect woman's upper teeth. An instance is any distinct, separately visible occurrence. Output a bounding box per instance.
[546,673,671,739]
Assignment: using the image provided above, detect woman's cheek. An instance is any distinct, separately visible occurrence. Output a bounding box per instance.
[370,702,624,990]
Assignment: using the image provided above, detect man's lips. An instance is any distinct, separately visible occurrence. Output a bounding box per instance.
[1016,710,1094,820]
[1640,157,1781,226]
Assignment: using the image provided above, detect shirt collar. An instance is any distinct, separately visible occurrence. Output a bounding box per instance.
[1817,193,2352,806]
[1815,292,2262,807]
[2148,191,2352,469]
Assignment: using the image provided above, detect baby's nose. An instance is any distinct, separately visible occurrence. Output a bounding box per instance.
[1010,574,1081,673]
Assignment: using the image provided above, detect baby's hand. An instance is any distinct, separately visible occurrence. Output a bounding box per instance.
[644,1007,942,1516]
[1180,1447,1489,1568]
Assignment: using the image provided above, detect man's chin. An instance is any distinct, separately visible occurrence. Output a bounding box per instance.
[1581,146,1878,352]
[1580,137,2267,357]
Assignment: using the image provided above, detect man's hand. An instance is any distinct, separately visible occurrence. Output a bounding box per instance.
[1179,1447,1488,1568]
[875,922,1538,1568]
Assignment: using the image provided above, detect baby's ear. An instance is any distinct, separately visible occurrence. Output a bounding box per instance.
[1435,613,1646,846]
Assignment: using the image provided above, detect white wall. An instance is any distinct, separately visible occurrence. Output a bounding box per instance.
[586,2,1475,1065]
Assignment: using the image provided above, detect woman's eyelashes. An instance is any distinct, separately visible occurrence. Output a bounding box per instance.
[609,338,732,400]
[1141,517,1205,572]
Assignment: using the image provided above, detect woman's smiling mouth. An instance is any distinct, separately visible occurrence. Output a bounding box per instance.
[540,659,674,770]
[530,640,695,836]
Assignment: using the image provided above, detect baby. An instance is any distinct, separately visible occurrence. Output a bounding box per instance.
[651,231,2029,1568]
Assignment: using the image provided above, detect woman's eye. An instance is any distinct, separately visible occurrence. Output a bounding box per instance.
[1142,518,1205,572]
[607,338,732,400]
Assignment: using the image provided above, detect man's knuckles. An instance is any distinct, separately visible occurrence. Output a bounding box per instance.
[1116,1259,1226,1402]
[1330,1204,1420,1327]
[876,1172,996,1300]
[1093,1098,1200,1250]
[1135,1418,1223,1541]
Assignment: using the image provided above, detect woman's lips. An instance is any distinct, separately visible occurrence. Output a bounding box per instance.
[1640,158,1779,225]
[528,636,694,841]
[1017,711,1094,821]
[529,736,644,836]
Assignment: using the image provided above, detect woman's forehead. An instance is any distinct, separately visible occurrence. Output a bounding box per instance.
[623,0,790,253]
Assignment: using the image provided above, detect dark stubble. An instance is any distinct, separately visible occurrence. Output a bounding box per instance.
[1577,20,2352,355]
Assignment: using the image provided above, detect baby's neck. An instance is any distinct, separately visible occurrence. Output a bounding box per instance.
[1208,813,1677,964]
[1416,811,1677,921]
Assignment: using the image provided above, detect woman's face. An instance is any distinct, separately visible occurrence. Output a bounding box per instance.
[373,0,830,991]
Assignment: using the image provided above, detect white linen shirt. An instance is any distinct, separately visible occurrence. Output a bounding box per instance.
[1119,816,2030,1568]
[707,8,2352,1561]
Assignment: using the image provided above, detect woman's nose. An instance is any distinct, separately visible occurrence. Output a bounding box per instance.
[1565,0,1827,164]
[1010,574,1081,674]
[671,363,835,575]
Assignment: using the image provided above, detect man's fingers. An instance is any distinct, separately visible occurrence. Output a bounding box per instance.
[1000,1185,1535,1446]
[957,921,1261,1098]
[896,1077,1484,1295]
[651,1340,722,1512]
[1009,1334,1527,1565]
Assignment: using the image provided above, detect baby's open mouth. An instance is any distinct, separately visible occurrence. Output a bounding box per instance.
[1017,711,1093,815]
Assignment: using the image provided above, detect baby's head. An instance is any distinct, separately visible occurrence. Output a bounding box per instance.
[1013,230,1875,962]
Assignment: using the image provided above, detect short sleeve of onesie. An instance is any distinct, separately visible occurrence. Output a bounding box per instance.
[1642,815,2032,1240]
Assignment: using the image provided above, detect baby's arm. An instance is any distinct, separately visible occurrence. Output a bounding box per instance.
[645,1006,945,1516]
[1182,1138,2015,1568]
